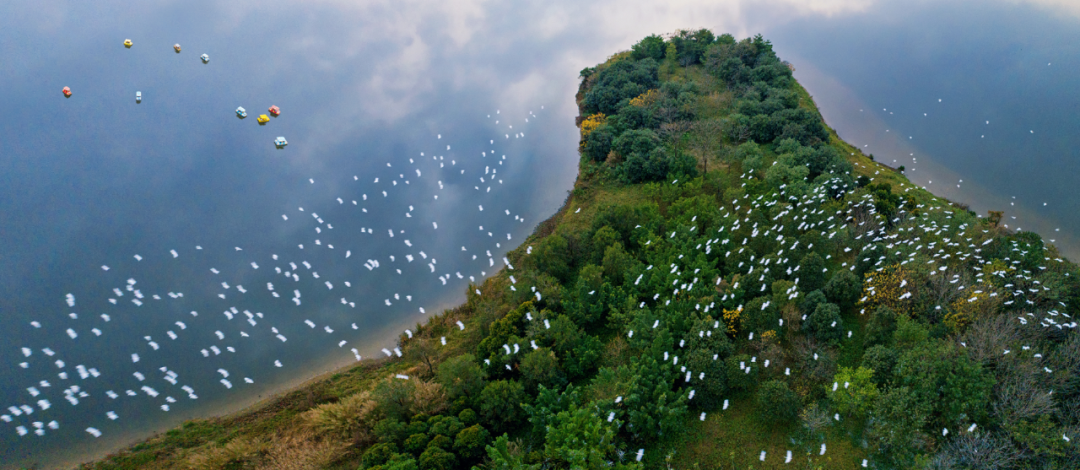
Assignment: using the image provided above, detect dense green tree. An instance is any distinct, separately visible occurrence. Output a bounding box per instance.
[823,269,861,311]
[756,380,801,424]
[479,380,529,433]
[363,442,400,468]
[867,386,931,467]
[436,354,487,402]
[805,302,843,346]
[403,433,428,455]
[584,123,615,162]
[683,348,727,409]
[582,59,660,115]
[519,348,565,393]
[533,234,573,283]
[894,340,994,429]
[799,252,827,293]
[483,434,541,470]
[453,424,491,461]
[417,446,456,470]
[544,406,620,468]
[631,34,666,61]
[861,345,898,386]
[865,306,897,346]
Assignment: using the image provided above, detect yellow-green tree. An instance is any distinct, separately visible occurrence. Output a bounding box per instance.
[828,366,879,418]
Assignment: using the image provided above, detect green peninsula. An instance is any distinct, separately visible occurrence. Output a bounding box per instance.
[85,30,1079,470]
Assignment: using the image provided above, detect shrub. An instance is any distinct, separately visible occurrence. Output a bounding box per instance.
[805,303,843,346]
[756,380,800,425]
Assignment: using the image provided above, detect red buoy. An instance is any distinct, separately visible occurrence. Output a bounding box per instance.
[268,105,280,116]
[62,86,72,98]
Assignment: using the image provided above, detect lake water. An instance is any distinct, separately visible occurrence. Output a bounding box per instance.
[2,0,1078,467]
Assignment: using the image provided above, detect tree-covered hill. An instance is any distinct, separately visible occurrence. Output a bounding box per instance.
[86,30,1079,470]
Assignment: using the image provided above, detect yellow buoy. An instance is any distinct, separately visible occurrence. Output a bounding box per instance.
[257,114,269,124]
[124,39,132,48]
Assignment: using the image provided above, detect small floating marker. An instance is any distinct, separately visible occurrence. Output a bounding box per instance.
[123,39,132,48]
[135,91,141,103]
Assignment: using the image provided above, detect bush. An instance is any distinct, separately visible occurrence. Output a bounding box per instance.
[862,345,898,386]
[363,442,400,468]
[866,306,897,346]
[453,424,491,461]
[437,354,487,402]
[519,348,565,393]
[631,34,666,61]
[583,124,614,162]
[823,269,861,311]
[799,252,826,292]
[417,446,456,470]
[756,380,801,425]
[805,303,843,346]
[799,289,827,317]
[479,380,528,433]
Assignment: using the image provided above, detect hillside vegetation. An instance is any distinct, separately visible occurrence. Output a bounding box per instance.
[85,30,1079,470]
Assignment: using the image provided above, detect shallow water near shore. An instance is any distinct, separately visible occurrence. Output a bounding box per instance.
[2,0,1078,468]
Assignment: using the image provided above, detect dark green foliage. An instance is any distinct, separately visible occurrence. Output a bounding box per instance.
[428,415,464,440]
[519,348,565,393]
[582,59,660,115]
[805,303,843,346]
[363,442,400,468]
[861,345,898,386]
[403,433,428,455]
[894,341,995,428]
[866,306,897,346]
[631,34,666,61]
[453,424,491,461]
[667,29,714,66]
[457,409,477,427]
[756,380,800,424]
[479,380,529,433]
[614,129,661,159]
[373,418,407,445]
[799,252,827,293]
[532,234,572,283]
[372,453,420,470]
[428,434,452,451]
[417,445,456,470]
[483,434,541,470]
[584,124,615,162]
[742,296,780,334]
[725,354,758,393]
[867,386,931,467]
[684,348,727,409]
[800,289,827,316]
[823,269,861,311]
[865,182,902,222]
[437,354,486,402]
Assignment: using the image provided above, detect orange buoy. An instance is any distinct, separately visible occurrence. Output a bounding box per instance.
[62,86,72,98]
[257,114,269,125]
[268,105,280,116]
[173,44,181,53]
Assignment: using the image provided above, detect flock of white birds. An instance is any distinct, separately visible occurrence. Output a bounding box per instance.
[3,37,546,442]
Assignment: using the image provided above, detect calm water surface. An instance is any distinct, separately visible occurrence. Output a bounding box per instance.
[2,0,1078,467]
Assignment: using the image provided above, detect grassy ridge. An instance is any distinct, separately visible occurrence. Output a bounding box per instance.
[81,31,1079,470]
